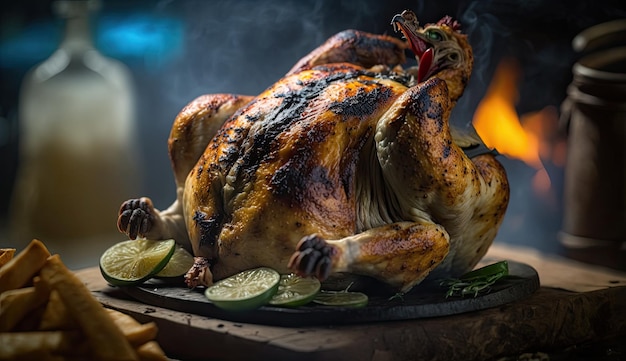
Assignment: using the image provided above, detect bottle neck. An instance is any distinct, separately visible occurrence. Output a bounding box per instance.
[57,1,96,54]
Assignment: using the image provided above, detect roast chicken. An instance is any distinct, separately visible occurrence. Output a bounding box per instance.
[117,10,509,293]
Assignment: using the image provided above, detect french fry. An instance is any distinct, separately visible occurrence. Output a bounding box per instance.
[134,340,168,361]
[11,303,46,332]
[0,330,84,359]
[39,289,77,331]
[0,348,63,361]
[0,239,50,293]
[106,309,159,346]
[0,248,15,268]
[39,254,138,361]
[1,240,169,359]
[0,278,50,332]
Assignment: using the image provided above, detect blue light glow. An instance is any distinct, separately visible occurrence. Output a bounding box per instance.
[0,13,184,70]
[97,14,184,69]
[0,22,59,69]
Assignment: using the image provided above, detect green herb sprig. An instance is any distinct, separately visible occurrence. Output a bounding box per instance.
[440,260,509,298]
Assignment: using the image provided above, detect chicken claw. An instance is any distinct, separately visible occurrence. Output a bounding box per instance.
[117,197,156,239]
[289,234,336,281]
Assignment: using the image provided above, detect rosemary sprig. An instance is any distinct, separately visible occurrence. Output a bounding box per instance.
[388,292,405,302]
[440,260,509,298]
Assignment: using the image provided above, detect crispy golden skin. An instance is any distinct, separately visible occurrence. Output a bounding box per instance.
[117,16,509,292]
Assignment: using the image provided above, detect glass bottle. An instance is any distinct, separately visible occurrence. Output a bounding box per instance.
[10,0,140,268]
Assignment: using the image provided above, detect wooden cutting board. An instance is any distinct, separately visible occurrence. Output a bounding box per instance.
[77,244,626,360]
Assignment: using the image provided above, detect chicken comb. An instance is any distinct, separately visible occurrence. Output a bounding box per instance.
[437,15,462,33]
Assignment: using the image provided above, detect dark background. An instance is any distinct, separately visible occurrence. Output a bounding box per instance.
[1,0,625,257]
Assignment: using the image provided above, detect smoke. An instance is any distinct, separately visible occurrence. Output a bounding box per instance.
[460,2,510,85]
[132,0,624,255]
[450,1,512,127]
[454,0,626,118]
[135,0,419,206]
[152,0,411,107]
[450,0,625,254]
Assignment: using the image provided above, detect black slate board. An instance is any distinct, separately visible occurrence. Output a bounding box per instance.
[121,261,539,327]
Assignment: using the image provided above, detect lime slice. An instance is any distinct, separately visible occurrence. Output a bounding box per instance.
[269,274,321,307]
[99,239,176,286]
[204,267,280,311]
[313,290,369,308]
[155,245,194,278]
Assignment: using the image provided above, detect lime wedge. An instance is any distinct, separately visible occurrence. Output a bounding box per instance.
[204,267,280,311]
[155,245,194,278]
[99,239,176,286]
[313,290,369,308]
[269,274,321,307]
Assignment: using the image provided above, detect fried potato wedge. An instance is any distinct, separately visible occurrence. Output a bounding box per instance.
[135,340,169,361]
[106,308,159,346]
[0,278,50,332]
[39,289,78,331]
[0,330,85,359]
[39,254,137,361]
[0,240,169,360]
[0,240,50,293]
[0,248,15,268]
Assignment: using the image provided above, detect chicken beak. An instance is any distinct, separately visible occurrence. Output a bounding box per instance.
[392,10,436,83]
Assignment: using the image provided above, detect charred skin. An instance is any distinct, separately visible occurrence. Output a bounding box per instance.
[287,30,407,76]
[184,63,423,282]
[116,94,254,254]
[117,12,510,292]
[169,94,256,189]
[374,77,509,279]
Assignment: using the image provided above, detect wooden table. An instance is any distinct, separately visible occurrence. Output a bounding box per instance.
[76,243,626,361]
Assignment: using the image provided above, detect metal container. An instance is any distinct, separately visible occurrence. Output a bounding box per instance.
[559,19,626,270]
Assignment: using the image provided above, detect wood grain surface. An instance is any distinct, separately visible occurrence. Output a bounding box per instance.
[75,243,626,361]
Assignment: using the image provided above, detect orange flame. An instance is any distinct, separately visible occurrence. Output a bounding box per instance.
[472,59,564,197]
[473,59,542,169]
